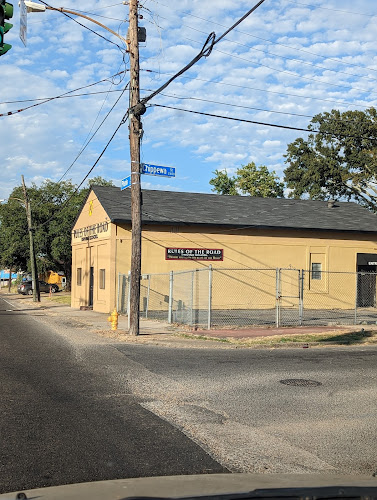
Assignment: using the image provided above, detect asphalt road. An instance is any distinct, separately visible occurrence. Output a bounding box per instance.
[0,297,226,494]
[112,343,377,476]
[1,294,377,494]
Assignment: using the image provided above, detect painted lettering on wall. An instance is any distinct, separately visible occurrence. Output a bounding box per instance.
[166,248,223,260]
[73,221,109,241]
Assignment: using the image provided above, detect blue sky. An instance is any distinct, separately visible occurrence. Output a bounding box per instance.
[1,0,377,200]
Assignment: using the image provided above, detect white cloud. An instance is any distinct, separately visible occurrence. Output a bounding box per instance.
[263,140,281,148]
[1,0,377,200]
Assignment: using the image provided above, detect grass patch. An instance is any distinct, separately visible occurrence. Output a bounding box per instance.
[264,329,376,345]
[176,333,231,343]
[177,329,377,347]
[45,293,71,305]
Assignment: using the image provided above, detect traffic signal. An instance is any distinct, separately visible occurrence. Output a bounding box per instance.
[0,1,13,57]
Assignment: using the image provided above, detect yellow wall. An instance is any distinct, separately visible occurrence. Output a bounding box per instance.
[71,194,377,313]
[115,224,377,272]
[114,224,377,311]
[71,191,116,313]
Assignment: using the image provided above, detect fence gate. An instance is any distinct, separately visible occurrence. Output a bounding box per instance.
[276,268,302,326]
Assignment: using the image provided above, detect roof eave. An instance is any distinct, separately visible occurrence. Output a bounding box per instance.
[110,218,377,234]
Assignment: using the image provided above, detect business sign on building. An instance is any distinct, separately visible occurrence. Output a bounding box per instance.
[73,221,109,241]
[166,248,223,260]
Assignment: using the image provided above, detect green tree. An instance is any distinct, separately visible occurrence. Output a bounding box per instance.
[0,176,113,290]
[284,107,377,209]
[209,162,284,198]
[209,169,238,195]
[0,190,29,287]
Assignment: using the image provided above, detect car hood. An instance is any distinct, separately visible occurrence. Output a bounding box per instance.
[1,473,376,500]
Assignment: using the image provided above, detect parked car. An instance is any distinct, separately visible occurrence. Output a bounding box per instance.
[17,280,59,295]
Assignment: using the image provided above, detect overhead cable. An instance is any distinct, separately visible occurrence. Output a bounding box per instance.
[169,18,377,85]
[0,70,128,117]
[33,111,130,230]
[286,0,376,17]
[151,91,314,118]
[185,36,377,99]
[37,0,124,50]
[150,103,377,141]
[139,0,267,107]
[149,0,377,76]
[56,83,129,183]
[142,69,373,110]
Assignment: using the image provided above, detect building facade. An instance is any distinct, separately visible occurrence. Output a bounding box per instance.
[71,186,377,313]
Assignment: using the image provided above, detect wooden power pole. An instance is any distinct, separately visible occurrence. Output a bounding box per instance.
[128,0,142,336]
[21,175,40,303]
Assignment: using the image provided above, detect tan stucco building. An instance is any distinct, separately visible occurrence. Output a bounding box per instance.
[71,186,377,314]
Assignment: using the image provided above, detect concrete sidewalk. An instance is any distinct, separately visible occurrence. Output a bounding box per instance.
[1,290,370,348]
[0,291,180,333]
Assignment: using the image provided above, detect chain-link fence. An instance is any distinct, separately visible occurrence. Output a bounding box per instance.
[117,268,377,328]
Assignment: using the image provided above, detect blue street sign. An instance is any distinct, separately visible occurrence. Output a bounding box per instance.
[121,175,131,190]
[141,163,175,177]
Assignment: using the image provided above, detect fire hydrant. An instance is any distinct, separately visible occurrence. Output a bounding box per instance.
[107,308,119,331]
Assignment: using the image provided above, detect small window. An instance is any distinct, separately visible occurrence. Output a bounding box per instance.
[99,269,106,289]
[77,268,82,286]
[311,263,322,280]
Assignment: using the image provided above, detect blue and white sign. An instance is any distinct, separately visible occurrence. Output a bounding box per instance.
[19,0,27,47]
[141,163,175,177]
[121,175,131,190]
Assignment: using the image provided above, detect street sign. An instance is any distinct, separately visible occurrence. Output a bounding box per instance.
[121,175,131,190]
[141,163,175,177]
[19,0,27,47]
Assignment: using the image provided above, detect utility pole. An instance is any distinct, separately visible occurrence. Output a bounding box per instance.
[128,0,142,336]
[21,175,40,302]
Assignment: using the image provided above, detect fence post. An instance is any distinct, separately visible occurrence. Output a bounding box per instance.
[275,268,280,328]
[127,271,131,329]
[190,270,194,326]
[145,274,151,319]
[299,270,304,326]
[168,270,174,324]
[117,272,121,312]
[208,265,213,330]
[354,272,358,325]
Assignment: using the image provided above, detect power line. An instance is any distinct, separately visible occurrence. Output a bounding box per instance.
[2,82,365,127]
[150,103,377,141]
[140,0,267,106]
[150,103,313,133]
[286,0,377,17]
[33,111,130,230]
[28,2,124,25]
[0,71,128,117]
[142,69,373,110]
[149,90,314,118]
[148,0,377,76]
[185,36,377,99]
[37,0,125,50]
[56,83,129,184]
[168,18,377,85]
[150,91,376,124]
[72,2,124,13]
[72,10,125,22]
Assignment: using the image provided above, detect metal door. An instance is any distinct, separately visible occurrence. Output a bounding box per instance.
[89,266,94,307]
[357,267,376,308]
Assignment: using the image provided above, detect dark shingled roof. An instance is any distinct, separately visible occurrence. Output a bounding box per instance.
[92,186,377,234]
